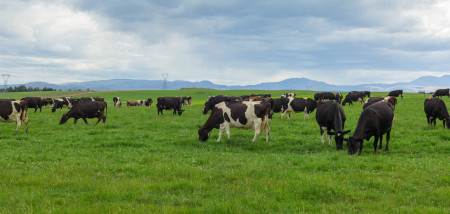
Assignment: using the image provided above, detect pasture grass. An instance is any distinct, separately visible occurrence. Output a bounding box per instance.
[0,89,448,213]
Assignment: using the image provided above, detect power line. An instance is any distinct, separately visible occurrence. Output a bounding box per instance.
[2,74,10,96]
[162,73,169,90]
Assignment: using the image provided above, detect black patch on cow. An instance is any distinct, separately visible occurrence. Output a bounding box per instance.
[225,102,248,125]
[0,102,13,120]
[224,112,230,123]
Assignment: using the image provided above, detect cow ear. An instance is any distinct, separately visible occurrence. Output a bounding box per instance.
[343,130,351,135]
[327,131,335,135]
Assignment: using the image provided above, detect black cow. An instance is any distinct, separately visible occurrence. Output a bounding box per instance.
[345,101,394,155]
[342,92,365,106]
[59,101,107,125]
[21,97,42,113]
[315,101,350,149]
[113,97,121,108]
[147,98,153,106]
[424,97,450,128]
[314,92,334,101]
[281,97,317,120]
[272,98,287,113]
[203,95,237,114]
[432,88,450,98]
[157,97,184,115]
[41,98,54,107]
[0,100,28,134]
[181,96,192,107]
[198,100,271,142]
[52,98,71,112]
[388,90,403,99]
[363,96,397,110]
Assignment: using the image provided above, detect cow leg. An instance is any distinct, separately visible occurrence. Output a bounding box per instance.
[14,120,22,135]
[320,128,325,144]
[281,111,285,120]
[385,131,390,151]
[433,118,437,126]
[217,124,225,142]
[327,134,332,145]
[426,116,430,124]
[102,116,106,123]
[74,118,78,124]
[252,121,262,142]
[378,134,383,150]
[34,108,38,113]
[82,117,89,125]
[358,141,363,155]
[265,119,270,142]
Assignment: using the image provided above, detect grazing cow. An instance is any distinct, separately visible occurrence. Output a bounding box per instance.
[52,98,71,112]
[147,98,153,106]
[364,96,397,110]
[198,100,271,142]
[203,95,238,114]
[113,97,121,108]
[157,97,184,115]
[432,88,450,98]
[314,92,334,101]
[342,92,365,106]
[345,102,394,155]
[315,101,350,149]
[388,90,403,99]
[281,97,317,120]
[0,100,28,134]
[59,101,107,125]
[181,96,191,107]
[424,97,450,128]
[21,97,42,113]
[127,100,147,106]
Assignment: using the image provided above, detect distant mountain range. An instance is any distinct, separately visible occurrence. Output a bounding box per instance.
[11,75,450,92]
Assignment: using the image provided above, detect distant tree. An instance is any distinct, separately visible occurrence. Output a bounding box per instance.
[17,85,27,92]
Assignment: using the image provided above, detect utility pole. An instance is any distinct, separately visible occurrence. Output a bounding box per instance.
[2,74,10,96]
[162,73,169,90]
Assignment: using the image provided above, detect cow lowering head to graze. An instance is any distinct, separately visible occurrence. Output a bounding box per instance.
[424,97,450,129]
[157,97,184,116]
[345,101,394,155]
[281,97,317,120]
[0,100,28,134]
[342,92,365,106]
[363,96,397,110]
[388,90,403,99]
[315,101,350,149]
[127,100,144,106]
[59,101,107,125]
[21,97,42,113]
[198,100,271,142]
[432,88,450,98]
[113,97,121,108]
[203,95,236,114]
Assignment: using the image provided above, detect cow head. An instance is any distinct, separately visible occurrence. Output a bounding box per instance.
[198,126,210,142]
[202,102,210,115]
[147,98,153,106]
[59,114,70,125]
[328,130,351,150]
[345,136,363,155]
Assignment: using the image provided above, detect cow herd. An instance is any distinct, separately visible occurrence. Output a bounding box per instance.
[0,88,448,155]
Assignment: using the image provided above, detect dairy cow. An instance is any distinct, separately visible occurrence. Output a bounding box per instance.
[388,90,403,99]
[281,97,317,120]
[424,97,450,128]
[203,95,240,114]
[342,92,365,106]
[156,97,184,115]
[59,101,107,125]
[432,88,450,98]
[315,101,350,149]
[0,100,28,134]
[181,96,191,107]
[364,96,397,110]
[198,100,271,142]
[21,97,42,113]
[113,97,121,108]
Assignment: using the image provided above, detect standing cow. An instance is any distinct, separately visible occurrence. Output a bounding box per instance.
[345,102,394,155]
[342,92,365,106]
[59,101,107,125]
[181,96,192,107]
[315,101,350,149]
[281,97,317,120]
[424,97,450,128]
[0,100,29,134]
[113,97,121,108]
[432,88,450,98]
[388,90,403,99]
[157,97,184,115]
[21,97,42,113]
[198,100,271,142]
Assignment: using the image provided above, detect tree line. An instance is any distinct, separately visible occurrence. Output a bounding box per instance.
[0,85,57,92]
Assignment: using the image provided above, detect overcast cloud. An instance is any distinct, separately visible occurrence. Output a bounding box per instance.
[1,0,449,85]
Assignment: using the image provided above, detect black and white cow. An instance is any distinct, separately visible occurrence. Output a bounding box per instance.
[363,96,397,110]
[113,97,121,108]
[432,88,450,98]
[388,90,403,99]
[21,97,42,113]
[342,92,365,106]
[52,97,71,112]
[281,97,317,120]
[181,96,192,107]
[281,93,296,98]
[424,97,450,128]
[345,101,394,155]
[41,98,54,108]
[0,100,29,134]
[315,101,350,149]
[157,97,184,115]
[198,100,271,142]
[59,101,107,125]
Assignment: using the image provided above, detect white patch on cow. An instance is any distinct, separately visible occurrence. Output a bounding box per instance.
[321,126,327,144]
[281,97,294,120]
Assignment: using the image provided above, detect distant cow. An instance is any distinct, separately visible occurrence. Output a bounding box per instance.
[127,100,148,106]
[21,97,42,113]
[181,96,192,107]
[198,100,271,142]
[41,98,54,107]
[52,98,71,112]
[0,100,28,134]
[281,97,317,120]
[113,97,121,108]
[281,93,295,98]
[364,96,397,110]
[345,101,394,155]
[388,90,403,99]
[203,95,238,114]
[342,92,365,106]
[157,97,184,115]
[315,101,350,149]
[424,97,450,128]
[147,98,153,106]
[432,88,450,98]
[59,101,107,125]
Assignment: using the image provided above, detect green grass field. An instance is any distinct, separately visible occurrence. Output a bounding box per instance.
[0,89,448,213]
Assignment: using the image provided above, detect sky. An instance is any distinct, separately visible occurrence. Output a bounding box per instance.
[1,0,450,86]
